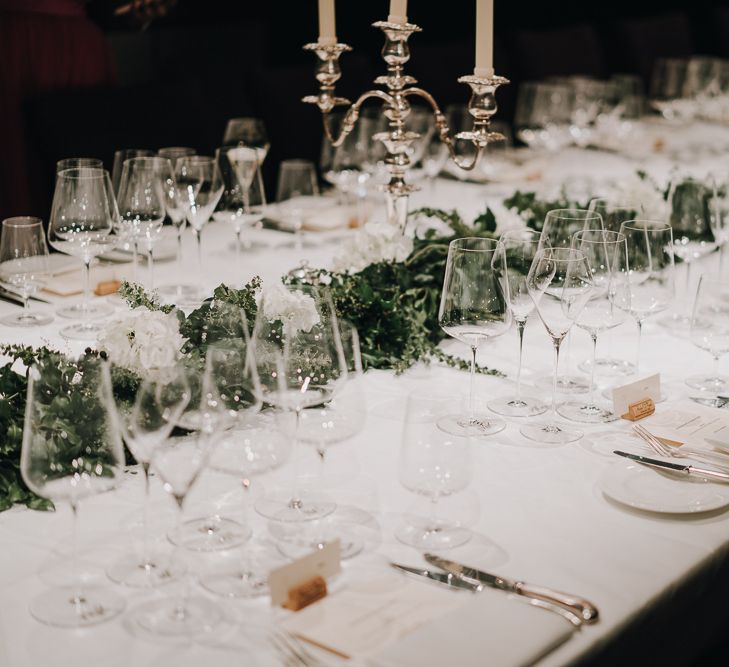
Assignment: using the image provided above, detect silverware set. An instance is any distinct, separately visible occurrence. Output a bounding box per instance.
[390,555,599,628]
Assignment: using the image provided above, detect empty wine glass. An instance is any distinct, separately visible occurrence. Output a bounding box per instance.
[688,276,729,392]
[116,156,172,290]
[252,284,346,523]
[111,149,154,195]
[276,159,319,246]
[222,117,270,166]
[106,365,191,588]
[396,391,473,550]
[488,229,548,418]
[616,220,676,373]
[558,230,628,423]
[520,248,594,444]
[0,217,53,327]
[438,237,512,437]
[49,168,117,339]
[174,156,224,303]
[57,158,103,173]
[214,146,267,259]
[710,172,729,278]
[21,355,125,627]
[133,363,225,636]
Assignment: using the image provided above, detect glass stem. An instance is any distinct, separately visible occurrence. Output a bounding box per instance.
[713,354,720,381]
[469,345,478,421]
[427,494,439,531]
[132,242,138,283]
[515,319,526,402]
[589,332,598,407]
[720,243,727,279]
[147,247,154,290]
[172,496,189,620]
[236,228,242,261]
[70,501,83,607]
[551,337,562,421]
[194,228,203,285]
[290,408,303,509]
[636,319,643,373]
[141,462,151,567]
[82,259,91,321]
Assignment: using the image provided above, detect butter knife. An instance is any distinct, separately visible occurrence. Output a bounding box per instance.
[424,553,599,624]
[614,450,729,483]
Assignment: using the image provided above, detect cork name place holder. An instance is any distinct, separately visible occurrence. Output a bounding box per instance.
[612,373,661,422]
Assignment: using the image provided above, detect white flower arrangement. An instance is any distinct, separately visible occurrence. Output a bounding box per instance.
[331,220,414,274]
[98,309,187,373]
[261,283,320,334]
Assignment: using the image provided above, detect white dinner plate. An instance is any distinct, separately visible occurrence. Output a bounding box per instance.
[598,460,729,514]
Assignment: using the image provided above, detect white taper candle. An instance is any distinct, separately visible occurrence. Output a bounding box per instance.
[318,0,337,45]
[475,0,494,77]
[388,0,407,25]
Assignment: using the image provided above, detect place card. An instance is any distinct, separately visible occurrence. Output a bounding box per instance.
[611,373,661,418]
[268,540,341,607]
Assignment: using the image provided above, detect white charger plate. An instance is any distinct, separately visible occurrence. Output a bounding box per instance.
[598,460,729,514]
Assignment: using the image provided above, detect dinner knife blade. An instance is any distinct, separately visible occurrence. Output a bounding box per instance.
[389,563,479,592]
[424,554,599,623]
[613,450,729,483]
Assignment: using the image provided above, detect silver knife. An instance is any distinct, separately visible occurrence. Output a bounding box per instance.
[424,553,599,624]
[614,450,729,483]
[389,563,480,592]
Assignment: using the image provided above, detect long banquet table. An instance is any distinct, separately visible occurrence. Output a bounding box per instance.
[3,123,729,666]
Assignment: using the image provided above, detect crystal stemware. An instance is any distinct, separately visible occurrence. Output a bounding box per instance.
[276,159,320,246]
[396,391,473,550]
[222,117,270,166]
[438,237,512,437]
[48,167,117,339]
[487,229,548,417]
[111,149,154,195]
[558,230,628,423]
[519,247,594,444]
[21,355,125,627]
[687,276,729,392]
[0,216,53,327]
[106,364,191,588]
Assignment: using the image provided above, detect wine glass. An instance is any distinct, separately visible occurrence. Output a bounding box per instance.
[519,248,594,444]
[133,362,225,636]
[111,149,154,195]
[276,159,319,246]
[106,365,191,588]
[487,229,548,417]
[396,391,473,550]
[21,355,125,626]
[422,134,449,192]
[57,158,103,173]
[252,284,347,523]
[48,167,117,339]
[0,217,53,327]
[437,237,512,437]
[558,230,628,423]
[660,176,716,332]
[222,117,270,166]
[116,156,172,290]
[649,58,692,121]
[710,171,729,278]
[174,156,224,303]
[615,220,676,374]
[688,276,729,392]
[214,146,267,259]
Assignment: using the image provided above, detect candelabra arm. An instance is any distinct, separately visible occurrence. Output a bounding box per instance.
[322,90,396,147]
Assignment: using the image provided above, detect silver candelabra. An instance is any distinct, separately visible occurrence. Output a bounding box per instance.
[303,18,509,231]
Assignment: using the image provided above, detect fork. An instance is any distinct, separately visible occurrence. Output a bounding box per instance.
[632,424,729,471]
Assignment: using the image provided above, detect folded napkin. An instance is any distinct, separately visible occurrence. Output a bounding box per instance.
[368,588,574,667]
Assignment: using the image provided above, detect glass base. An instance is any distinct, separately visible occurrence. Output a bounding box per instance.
[29,587,125,628]
[685,374,729,392]
[269,523,364,561]
[578,357,636,377]
[255,494,337,523]
[690,396,729,409]
[436,413,506,437]
[106,553,185,588]
[557,401,618,424]
[0,310,53,327]
[134,596,221,636]
[535,374,590,394]
[56,301,112,320]
[59,321,106,341]
[520,421,583,444]
[168,516,250,552]
[395,519,471,551]
[199,568,269,599]
[487,396,548,418]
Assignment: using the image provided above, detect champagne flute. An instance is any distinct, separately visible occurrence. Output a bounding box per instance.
[116,156,172,290]
[252,284,347,523]
[688,276,729,392]
[174,156,224,303]
[520,248,594,444]
[437,237,512,437]
[396,391,473,550]
[106,365,191,587]
[558,230,628,423]
[21,355,125,626]
[48,168,117,339]
[0,216,53,326]
[616,220,676,374]
[488,229,548,417]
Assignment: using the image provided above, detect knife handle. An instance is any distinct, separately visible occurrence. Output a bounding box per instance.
[514,582,599,623]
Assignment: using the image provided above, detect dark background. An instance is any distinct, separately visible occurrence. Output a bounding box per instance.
[20,0,729,216]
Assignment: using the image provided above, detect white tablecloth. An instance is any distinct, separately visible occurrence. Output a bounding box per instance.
[3,124,729,667]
